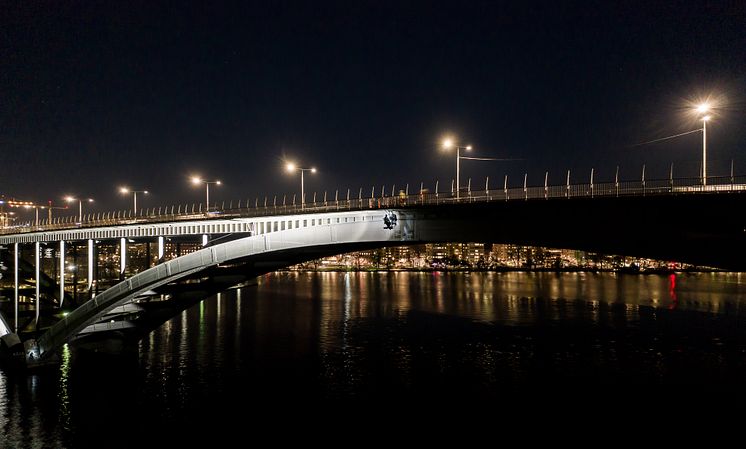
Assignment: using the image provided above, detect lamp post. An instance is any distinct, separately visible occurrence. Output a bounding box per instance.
[695,103,712,186]
[119,187,149,214]
[285,163,316,208]
[23,204,44,227]
[191,177,221,212]
[442,138,472,199]
[64,196,94,222]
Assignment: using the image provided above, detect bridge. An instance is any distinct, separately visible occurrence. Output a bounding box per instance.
[1,174,745,367]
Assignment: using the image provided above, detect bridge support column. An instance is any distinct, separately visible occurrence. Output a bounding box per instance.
[59,241,65,308]
[120,237,127,280]
[71,245,78,305]
[34,241,40,328]
[202,234,208,247]
[13,242,18,333]
[87,239,94,297]
[158,236,164,263]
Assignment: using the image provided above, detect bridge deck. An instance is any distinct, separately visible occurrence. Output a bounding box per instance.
[2,176,744,243]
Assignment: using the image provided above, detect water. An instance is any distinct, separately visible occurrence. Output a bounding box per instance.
[3,271,746,445]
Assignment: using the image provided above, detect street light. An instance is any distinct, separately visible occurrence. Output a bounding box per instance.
[119,187,149,213]
[285,163,316,207]
[64,196,94,222]
[191,177,221,212]
[696,103,711,186]
[442,138,472,199]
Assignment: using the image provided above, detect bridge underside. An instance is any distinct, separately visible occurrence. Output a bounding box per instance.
[415,194,746,271]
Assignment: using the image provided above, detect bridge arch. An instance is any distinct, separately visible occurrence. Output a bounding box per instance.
[33,209,417,361]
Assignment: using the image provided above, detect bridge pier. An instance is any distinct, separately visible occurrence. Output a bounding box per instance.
[119,238,127,281]
[13,242,18,333]
[88,239,95,299]
[59,241,65,307]
[158,236,164,264]
[34,241,39,329]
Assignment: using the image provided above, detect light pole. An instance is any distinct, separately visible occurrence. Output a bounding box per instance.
[64,196,94,222]
[442,138,472,199]
[22,204,45,227]
[191,177,221,212]
[696,103,711,186]
[285,163,316,207]
[119,187,149,214]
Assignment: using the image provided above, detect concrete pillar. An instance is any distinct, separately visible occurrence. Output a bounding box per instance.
[59,240,65,307]
[34,241,40,327]
[87,239,94,293]
[120,237,127,279]
[158,236,164,262]
[72,244,78,305]
[202,234,208,247]
[13,242,18,333]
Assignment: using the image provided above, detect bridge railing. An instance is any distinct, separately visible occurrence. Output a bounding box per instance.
[2,175,745,235]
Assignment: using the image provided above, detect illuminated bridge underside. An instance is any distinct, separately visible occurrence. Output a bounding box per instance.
[3,192,745,363]
[33,209,416,360]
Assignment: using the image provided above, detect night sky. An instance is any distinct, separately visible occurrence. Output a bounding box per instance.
[2,1,745,215]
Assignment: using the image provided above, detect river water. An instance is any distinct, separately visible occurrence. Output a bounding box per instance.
[3,271,746,446]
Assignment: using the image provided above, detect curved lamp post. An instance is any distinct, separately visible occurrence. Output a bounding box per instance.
[695,103,712,186]
[191,177,221,212]
[442,138,472,199]
[64,196,94,222]
[286,163,316,208]
[119,187,149,213]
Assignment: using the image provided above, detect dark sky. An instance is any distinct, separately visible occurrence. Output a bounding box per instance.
[2,1,745,214]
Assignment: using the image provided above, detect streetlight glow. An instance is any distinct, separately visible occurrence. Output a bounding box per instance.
[190,177,221,212]
[64,196,93,222]
[119,187,149,213]
[440,137,473,199]
[285,162,317,207]
[691,99,718,186]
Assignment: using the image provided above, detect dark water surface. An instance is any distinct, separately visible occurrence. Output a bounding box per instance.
[4,271,746,446]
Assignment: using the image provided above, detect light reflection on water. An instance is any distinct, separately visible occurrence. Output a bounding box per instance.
[2,271,746,444]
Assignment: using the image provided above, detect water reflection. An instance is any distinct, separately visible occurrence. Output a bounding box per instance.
[58,344,71,433]
[2,271,746,444]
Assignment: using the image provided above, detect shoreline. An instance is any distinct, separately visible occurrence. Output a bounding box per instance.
[282,267,726,274]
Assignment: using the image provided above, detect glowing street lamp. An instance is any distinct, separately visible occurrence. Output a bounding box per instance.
[442,138,472,199]
[64,196,94,222]
[191,177,221,212]
[696,103,711,186]
[285,163,316,207]
[119,187,149,213]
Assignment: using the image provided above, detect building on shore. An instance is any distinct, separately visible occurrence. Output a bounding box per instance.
[288,243,695,271]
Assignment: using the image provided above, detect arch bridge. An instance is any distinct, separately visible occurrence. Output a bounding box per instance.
[1,176,745,366]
